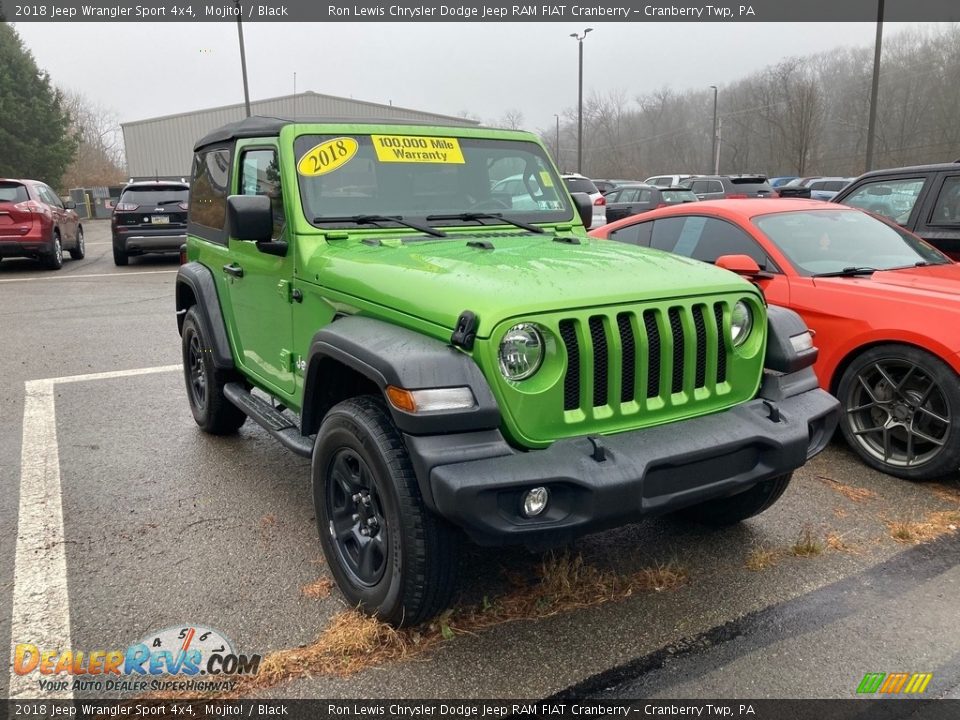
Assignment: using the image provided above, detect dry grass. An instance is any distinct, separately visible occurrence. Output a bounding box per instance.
[791,527,824,557]
[825,532,860,554]
[745,547,780,571]
[146,552,687,700]
[887,510,960,544]
[930,483,960,505]
[300,576,334,600]
[816,475,876,503]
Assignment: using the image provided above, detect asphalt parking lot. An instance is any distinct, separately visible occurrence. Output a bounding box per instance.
[3,220,960,700]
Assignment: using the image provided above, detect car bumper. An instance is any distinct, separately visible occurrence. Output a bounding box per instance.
[421,385,838,546]
[0,236,52,258]
[114,229,186,254]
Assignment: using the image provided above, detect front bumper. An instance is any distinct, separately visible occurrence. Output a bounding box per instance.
[417,382,838,546]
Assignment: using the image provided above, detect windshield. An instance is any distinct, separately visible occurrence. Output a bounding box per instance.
[753,209,949,276]
[563,177,598,194]
[661,190,698,203]
[0,182,29,203]
[295,134,571,229]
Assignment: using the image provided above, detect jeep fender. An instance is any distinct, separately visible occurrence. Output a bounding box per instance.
[303,316,501,437]
[175,263,234,370]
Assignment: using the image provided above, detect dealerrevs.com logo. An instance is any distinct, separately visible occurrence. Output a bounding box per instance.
[13,625,261,694]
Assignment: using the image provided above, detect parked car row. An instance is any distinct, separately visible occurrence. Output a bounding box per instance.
[776,176,854,200]
[0,177,190,270]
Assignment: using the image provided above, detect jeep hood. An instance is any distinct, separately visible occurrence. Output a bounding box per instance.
[301,233,756,336]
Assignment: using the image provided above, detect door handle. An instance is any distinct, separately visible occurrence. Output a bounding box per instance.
[223,263,244,278]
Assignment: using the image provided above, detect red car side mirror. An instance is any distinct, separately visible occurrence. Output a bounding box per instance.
[716,254,762,278]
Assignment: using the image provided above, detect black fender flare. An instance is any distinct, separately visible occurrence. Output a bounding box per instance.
[303,316,501,436]
[764,304,818,374]
[175,262,234,370]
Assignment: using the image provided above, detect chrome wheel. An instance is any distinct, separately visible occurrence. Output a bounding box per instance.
[845,359,950,469]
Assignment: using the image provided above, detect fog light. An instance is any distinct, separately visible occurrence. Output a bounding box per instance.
[522,487,549,517]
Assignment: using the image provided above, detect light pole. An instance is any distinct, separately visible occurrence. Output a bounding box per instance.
[235,0,251,117]
[554,113,561,166]
[570,28,593,174]
[865,0,884,172]
[710,85,718,175]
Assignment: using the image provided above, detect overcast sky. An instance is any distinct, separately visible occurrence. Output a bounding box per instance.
[12,21,938,133]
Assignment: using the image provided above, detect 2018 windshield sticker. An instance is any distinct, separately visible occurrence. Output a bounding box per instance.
[297,137,358,176]
[371,135,465,164]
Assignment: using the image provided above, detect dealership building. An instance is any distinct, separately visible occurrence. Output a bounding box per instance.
[121,91,477,180]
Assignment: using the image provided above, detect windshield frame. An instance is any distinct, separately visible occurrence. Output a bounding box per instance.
[294,134,574,231]
[752,208,951,277]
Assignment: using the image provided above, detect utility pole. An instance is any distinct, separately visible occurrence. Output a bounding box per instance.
[554,113,561,166]
[710,85,718,174]
[864,0,884,171]
[570,28,593,174]
[235,0,251,117]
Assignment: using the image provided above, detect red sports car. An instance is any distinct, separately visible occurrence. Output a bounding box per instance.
[592,199,960,480]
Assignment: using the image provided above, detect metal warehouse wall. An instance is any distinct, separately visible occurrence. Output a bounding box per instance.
[121,92,479,179]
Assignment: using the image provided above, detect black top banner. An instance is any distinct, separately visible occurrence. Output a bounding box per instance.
[1,0,958,22]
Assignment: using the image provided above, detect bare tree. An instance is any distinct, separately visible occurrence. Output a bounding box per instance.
[60,89,126,188]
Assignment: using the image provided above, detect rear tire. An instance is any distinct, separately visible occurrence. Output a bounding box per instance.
[313,396,460,626]
[181,307,246,435]
[113,245,129,266]
[673,473,792,526]
[42,232,63,270]
[69,226,85,260]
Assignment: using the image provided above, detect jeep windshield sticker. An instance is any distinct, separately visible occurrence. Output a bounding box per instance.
[297,137,359,177]
[539,171,554,188]
[371,135,466,164]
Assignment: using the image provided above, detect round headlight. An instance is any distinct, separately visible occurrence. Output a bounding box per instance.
[498,323,544,381]
[731,301,754,347]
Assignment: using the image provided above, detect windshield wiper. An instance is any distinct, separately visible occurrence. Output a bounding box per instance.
[426,212,545,234]
[312,214,446,238]
[812,266,880,278]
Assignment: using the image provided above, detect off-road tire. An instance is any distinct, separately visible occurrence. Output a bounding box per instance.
[69,226,85,260]
[181,307,246,435]
[837,344,960,480]
[43,232,63,270]
[673,473,792,526]
[313,396,460,626]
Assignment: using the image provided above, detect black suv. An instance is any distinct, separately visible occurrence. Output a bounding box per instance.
[832,162,960,259]
[604,184,698,223]
[682,175,773,200]
[111,181,189,265]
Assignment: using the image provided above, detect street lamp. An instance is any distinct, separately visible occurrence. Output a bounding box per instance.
[554,113,561,166]
[570,28,593,174]
[710,85,718,175]
[235,0,251,117]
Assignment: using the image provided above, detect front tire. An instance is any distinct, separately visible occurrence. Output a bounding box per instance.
[313,396,460,626]
[181,307,246,435]
[837,344,960,480]
[69,226,85,260]
[673,473,792,526]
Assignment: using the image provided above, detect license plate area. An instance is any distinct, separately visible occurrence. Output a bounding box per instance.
[150,215,170,225]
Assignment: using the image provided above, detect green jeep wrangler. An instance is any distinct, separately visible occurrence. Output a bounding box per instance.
[176,116,839,625]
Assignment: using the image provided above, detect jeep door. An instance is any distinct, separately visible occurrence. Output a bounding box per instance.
[223,144,297,395]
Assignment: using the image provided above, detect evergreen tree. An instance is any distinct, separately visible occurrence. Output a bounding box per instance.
[0,22,76,187]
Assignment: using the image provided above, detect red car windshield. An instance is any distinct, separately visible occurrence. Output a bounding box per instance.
[753,209,950,276]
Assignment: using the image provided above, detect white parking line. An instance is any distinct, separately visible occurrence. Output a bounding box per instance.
[0,270,177,284]
[10,365,181,699]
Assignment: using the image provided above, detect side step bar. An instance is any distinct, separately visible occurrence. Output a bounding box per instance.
[223,383,314,458]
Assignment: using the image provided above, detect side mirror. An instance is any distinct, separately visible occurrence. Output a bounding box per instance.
[716,254,762,278]
[227,195,272,242]
[570,192,593,228]
[64,200,76,209]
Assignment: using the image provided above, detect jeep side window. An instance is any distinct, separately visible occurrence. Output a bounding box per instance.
[931,177,960,225]
[239,148,285,238]
[189,148,231,240]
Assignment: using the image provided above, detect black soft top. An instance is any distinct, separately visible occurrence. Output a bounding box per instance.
[194,115,477,151]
